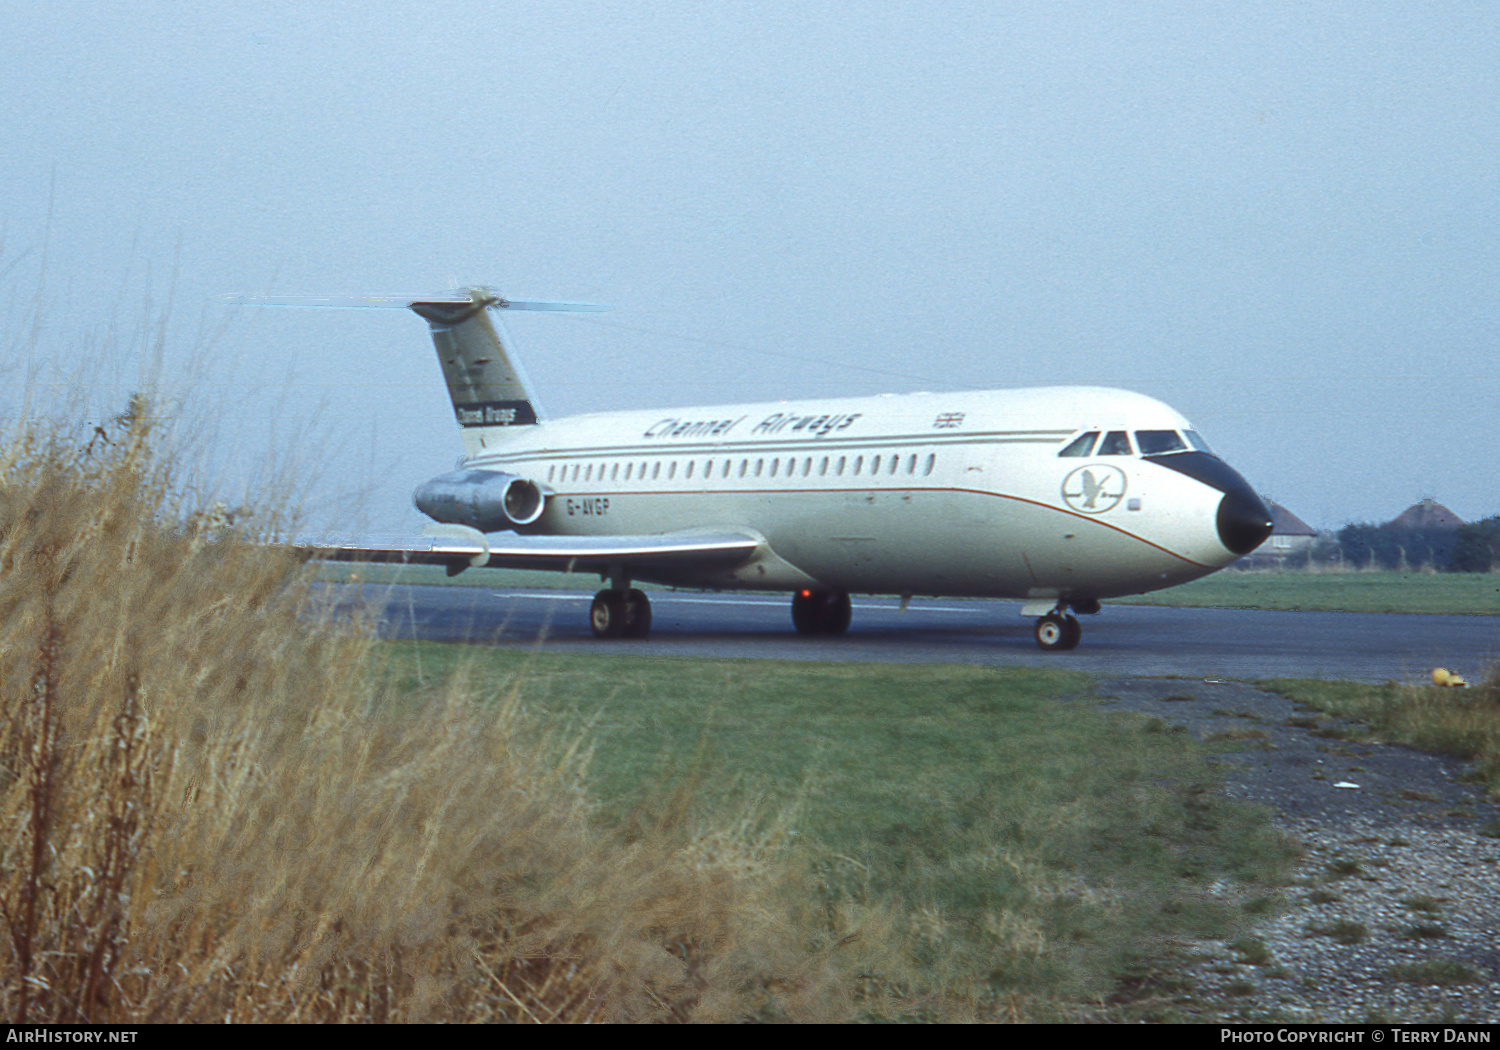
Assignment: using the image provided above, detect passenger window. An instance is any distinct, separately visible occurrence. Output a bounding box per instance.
[686,461,694,479]
[738,459,747,477]
[755,458,763,477]
[722,460,731,478]
[907,454,917,474]
[1099,431,1133,456]
[1059,432,1098,457]
[668,461,676,479]
[1135,430,1186,455]
[651,462,660,480]
[770,459,779,477]
[871,455,881,474]
[853,455,863,475]
[836,456,845,475]
[610,463,619,481]
[547,465,555,482]
[889,455,899,475]
[819,457,829,476]
[923,453,935,476]
[571,464,580,482]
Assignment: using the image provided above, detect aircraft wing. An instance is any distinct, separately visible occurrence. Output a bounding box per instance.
[302,528,763,577]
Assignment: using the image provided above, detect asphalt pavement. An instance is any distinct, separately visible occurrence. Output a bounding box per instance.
[313,583,1500,684]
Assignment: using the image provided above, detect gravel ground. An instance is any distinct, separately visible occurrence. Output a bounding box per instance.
[1093,677,1500,1024]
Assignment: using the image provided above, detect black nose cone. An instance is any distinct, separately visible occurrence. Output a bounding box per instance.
[1142,452,1275,557]
[1217,487,1274,555]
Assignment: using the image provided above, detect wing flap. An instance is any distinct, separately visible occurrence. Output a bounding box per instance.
[304,529,762,575]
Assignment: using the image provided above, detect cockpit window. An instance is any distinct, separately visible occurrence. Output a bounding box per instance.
[1098,431,1133,455]
[1058,431,1098,457]
[1135,430,1187,455]
[1183,430,1212,453]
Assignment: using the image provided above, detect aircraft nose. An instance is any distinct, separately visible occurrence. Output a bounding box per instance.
[1216,487,1274,555]
[1142,451,1275,557]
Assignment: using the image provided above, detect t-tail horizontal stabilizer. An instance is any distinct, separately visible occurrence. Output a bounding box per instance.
[213,292,609,311]
[215,288,607,430]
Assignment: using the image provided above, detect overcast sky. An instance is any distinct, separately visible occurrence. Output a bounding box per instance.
[3,1,1496,531]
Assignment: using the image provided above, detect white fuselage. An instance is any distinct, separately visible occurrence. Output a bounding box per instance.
[453,386,1249,600]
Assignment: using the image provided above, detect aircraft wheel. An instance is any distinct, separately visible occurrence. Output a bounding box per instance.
[621,588,652,639]
[590,589,627,639]
[791,589,851,635]
[822,591,852,634]
[1061,614,1082,650]
[1035,613,1081,651]
[791,590,818,634]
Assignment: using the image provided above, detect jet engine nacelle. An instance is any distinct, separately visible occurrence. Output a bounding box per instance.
[412,469,546,531]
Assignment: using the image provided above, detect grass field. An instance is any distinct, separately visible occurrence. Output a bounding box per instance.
[310,561,1500,616]
[380,643,1296,1019]
[1108,571,1500,616]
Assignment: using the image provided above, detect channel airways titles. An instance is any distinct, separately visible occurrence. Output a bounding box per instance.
[643,411,863,441]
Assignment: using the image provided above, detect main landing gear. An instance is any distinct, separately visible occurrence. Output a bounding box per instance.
[590,588,652,639]
[791,589,851,635]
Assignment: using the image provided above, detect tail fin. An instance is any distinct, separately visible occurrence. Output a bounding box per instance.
[409,291,544,429]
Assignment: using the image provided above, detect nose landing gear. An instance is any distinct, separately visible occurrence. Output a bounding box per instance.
[1034,612,1082,651]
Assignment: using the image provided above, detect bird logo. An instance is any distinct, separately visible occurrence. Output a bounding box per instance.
[1061,465,1127,514]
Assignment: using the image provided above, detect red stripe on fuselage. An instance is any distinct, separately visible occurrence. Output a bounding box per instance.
[539,484,1213,569]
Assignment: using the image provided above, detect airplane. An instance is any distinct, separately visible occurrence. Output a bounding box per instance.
[220,288,1273,650]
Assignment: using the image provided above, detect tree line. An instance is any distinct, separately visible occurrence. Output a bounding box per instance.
[1287,516,1500,572]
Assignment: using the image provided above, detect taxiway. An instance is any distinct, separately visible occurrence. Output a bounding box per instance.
[314,584,1498,684]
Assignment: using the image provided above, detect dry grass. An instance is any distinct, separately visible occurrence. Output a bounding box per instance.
[1264,672,1500,793]
[0,399,885,1023]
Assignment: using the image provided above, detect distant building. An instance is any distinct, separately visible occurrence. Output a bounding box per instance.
[1238,501,1318,568]
[1388,499,1465,530]
[1267,503,1318,555]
